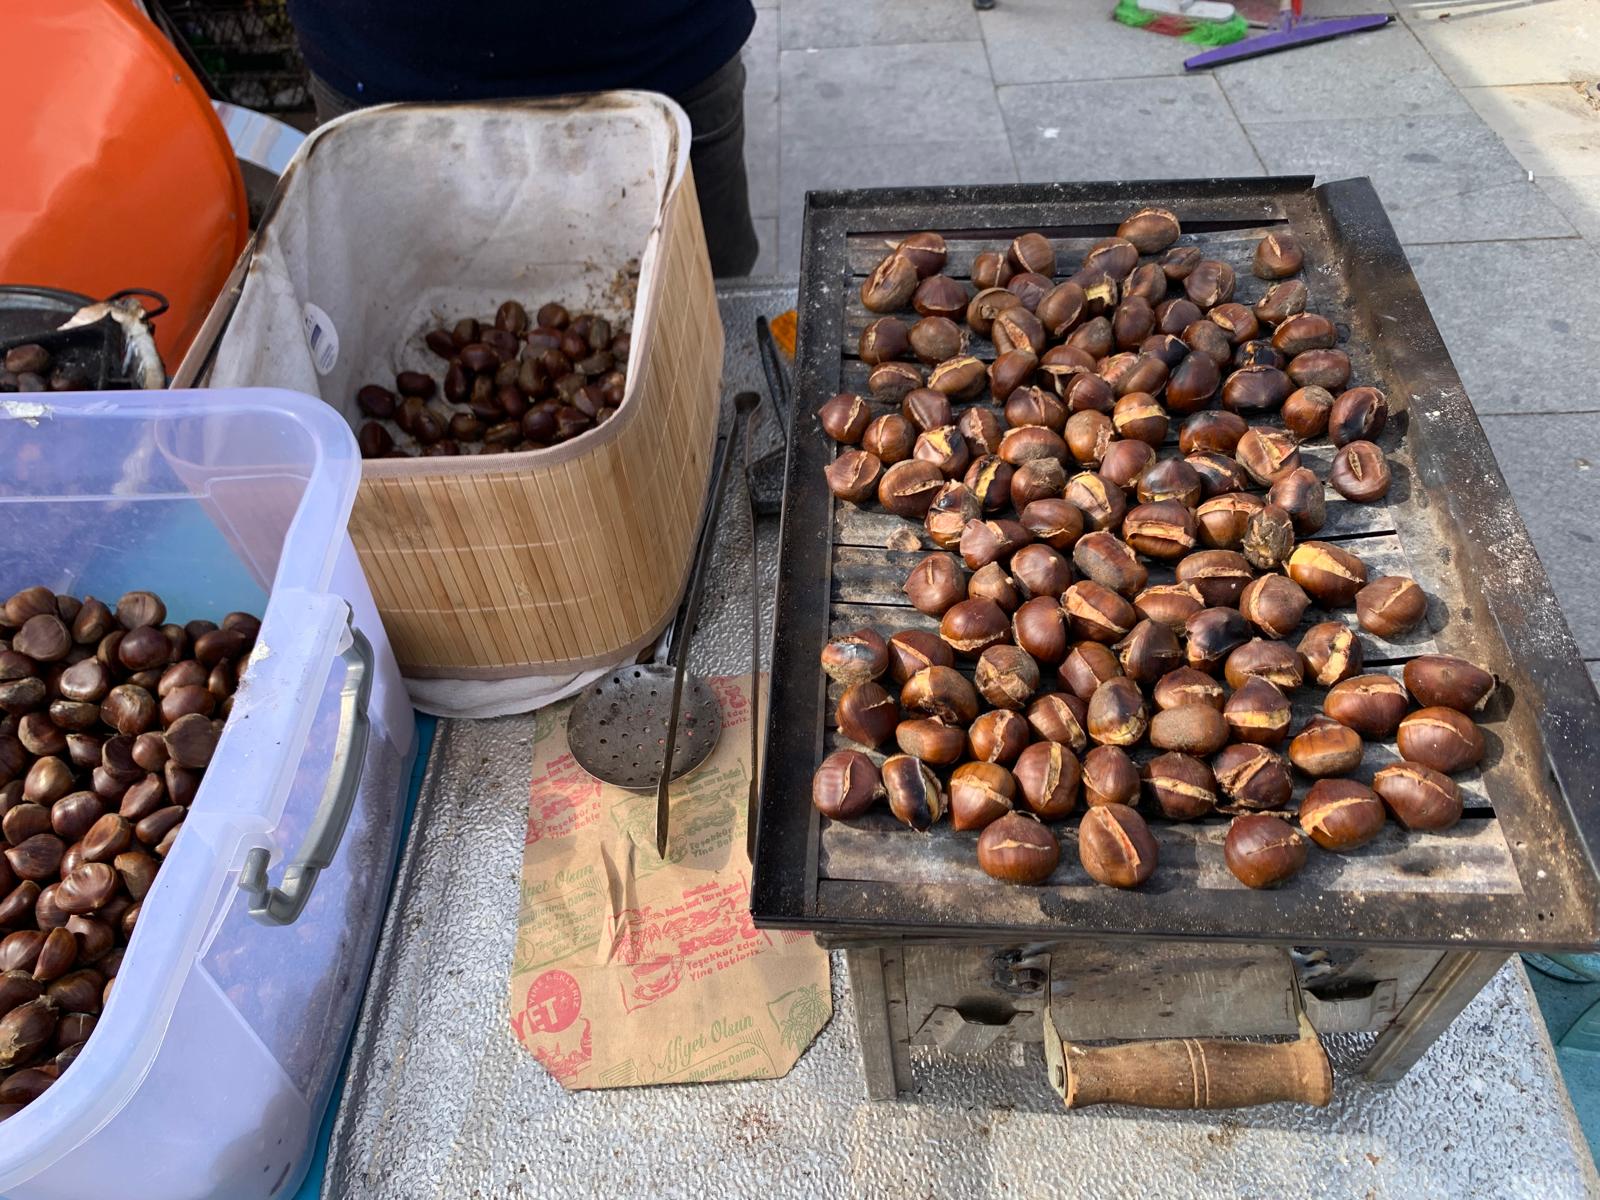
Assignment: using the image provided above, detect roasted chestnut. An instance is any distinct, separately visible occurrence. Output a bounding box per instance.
[969,562,1021,613]
[1396,707,1484,774]
[812,750,884,819]
[1027,692,1089,754]
[1184,607,1250,674]
[926,481,983,549]
[1373,762,1462,831]
[878,460,946,517]
[1287,541,1367,606]
[1197,493,1264,551]
[818,393,871,444]
[1402,655,1495,712]
[991,351,1042,405]
[961,518,1030,571]
[1213,744,1292,809]
[1118,618,1183,685]
[1287,348,1351,391]
[1224,815,1306,888]
[1165,352,1221,414]
[978,812,1060,884]
[1224,677,1292,747]
[895,718,967,765]
[1254,279,1309,327]
[897,231,948,278]
[1152,666,1226,712]
[1224,638,1303,691]
[1063,411,1114,468]
[1356,576,1427,638]
[1136,459,1204,509]
[913,426,971,478]
[1010,459,1068,510]
[1073,532,1147,598]
[1299,621,1364,687]
[1163,245,1202,280]
[1020,498,1086,551]
[912,275,969,321]
[901,665,980,724]
[1059,640,1123,701]
[1078,805,1158,888]
[1281,386,1334,439]
[820,628,890,685]
[909,316,966,365]
[904,553,966,616]
[940,598,1011,657]
[862,253,919,313]
[887,630,955,684]
[836,682,898,747]
[1148,703,1229,756]
[1118,207,1181,253]
[1271,312,1337,356]
[882,755,947,831]
[1328,440,1391,502]
[1176,550,1253,608]
[1082,744,1140,807]
[1013,595,1070,664]
[950,761,1017,832]
[958,407,1005,458]
[1063,581,1137,644]
[1064,473,1127,532]
[1123,501,1198,561]
[869,361,923,402]
[1013,742,1081,820]
[1208,302,1259,345]
[1184,259,1236,309]
[1133,583,1207,636]
[1009,231,1057,275]
[1253,231,1304,279]
[1238,574,1311,640]
[1329,387,1388,447]
[1268,468,1326,536]
[1087,677,1147,747]
[1287,715,1364,777]
[902,387,954,433]
[1143,753,1217,821]
[1234,428,1301,487]
[858,317,911,365]
[969,709,1030,765]
[964,456,1015,513]
[1221,366,1291,416]
[1185,451,1250,499]
[975,644,1041,711]
[999,425,1070,468]
[1324,673,1408,738]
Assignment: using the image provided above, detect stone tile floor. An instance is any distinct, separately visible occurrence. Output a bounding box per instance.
[739,0,1600,1163]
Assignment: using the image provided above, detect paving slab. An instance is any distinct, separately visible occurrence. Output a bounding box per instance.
[744,8,780,221]
[779,0,979,50]
[1407,239,1600,418]
[978,0,1200,86]
[1216,20,1470,124]
[999,76,1263,184]
[1480,412,1600,659]
[1537,174,1600,245]
[1396,0,1600,88]
[1247,113,1576,244]
[751,217,778,277]
[1462,82,1600,178]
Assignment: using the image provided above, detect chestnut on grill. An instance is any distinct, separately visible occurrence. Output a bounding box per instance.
[1013,595,1070,664]
[1027,692,1089,754]
[990,350,1040,405]
[1268,468,1326,536]
[1011,544,1075,601]
[1397,707,1485,774]
[1197,493,1264,551]
[1143,753,1217,821]
[1009,231,1057,275]
[1010,459,1068,511]
[1235,428,1301,487]
[1127,265,1170,307]
[1213,744,1292,809]
[1287,348,1351,391]
[1403,655,1495,712]
[1324,674,1408,738]
[1000,425,1070,468]
[1004,383,1065,432]
[1118,207,1181,253]
[950,762,1017,833]
[1059,641,1123,701]
[902,388,953,433]
[1254,231,1304,279]
[901,665,979,725]
[1184,259,1236,309]
[978,813,1060,885]
[1020,498,1086,551]
[969,709,1030,765]
[1329,441,1391,503]
[1082,744,1140,807]
[1224,815,1307,888]
[1063,411,1114,469]
[1209,302,1259,345]
[1118,618,1183,685]
[1123,502,1198,561]
[913,426,970,478]
[882,755,947,831]
[940,599,1011,657]
[1221,366,1291,416]
[1165,352,1221,415]
[1238,574,1311,640]
[1287,715,1364,777]
[862,252,919,313]
[1136,459,1205,510]
[1013,742,1081,820]
[961,519,1031,571]
[1134,583,1207,636]
[878,460,945,517]
[1156,298,1203,336]
[859,317,910,365]
[1356,576,1427,638]
[1074,532,1147,598]
[1329,386,1388,447]
[820,628,890,686]
[1063,581,1137,644]
[897,231,948,278]
[964,456,1015,513]
[1287,541,1367,606]
[836,682,898,748]
[1282,386,1334,439]
[1065,473,1128,532]
[926,481,982,549]
[958,407,1005,458]
[1153,666,1226,712]
[972,253,1015,292]
[1272,312,1337,356]
[1176,550,1253,608]
[1299,621,1364,686]
[1148,703,1229,756]
[1184,607,1250,674]
[1112,298,1156,351]
[887,630,955,684]
[969,562,1021,613]
[913,275,969,321]
[1087,677,1147,747]
[1224,639,1304,691]
[1185,452,1251,499]
[904,553,966,616]
[1254,279,1309,327]
[812,751,884,820]
[993,308,1047,357]
[895,718,967,765]
[870,362,923,403]
[909,316,966,365]
[1078,805,1158,888]
[1163,245,1202,280]
[1182,319,1233,369]
[1036,283,1087,338]
[818,393,871,444]
[1301,779,1387,852]
[1112,393,1168,445]
[975,645,1041,711]
[1373,762,1462,831]
[1224,677,1292,747]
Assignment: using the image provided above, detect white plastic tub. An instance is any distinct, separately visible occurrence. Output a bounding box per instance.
[0,388,414,1200]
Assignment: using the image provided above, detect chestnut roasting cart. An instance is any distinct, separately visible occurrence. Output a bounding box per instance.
[750,177,1600,1107]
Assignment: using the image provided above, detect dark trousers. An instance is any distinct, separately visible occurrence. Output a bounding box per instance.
[308,56,760,277]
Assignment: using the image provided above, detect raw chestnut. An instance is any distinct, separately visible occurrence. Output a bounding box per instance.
[837,682,898,748]
[1224,677,1293,747]
[1013,742,1081,820]
[820,629,890,685]
[1356,576,1427,638]
[1082,745,1139,807]
[1403,655,1495,712]
[1329,441,1391,503]
[1152,667,1225,712]
[812,751,883,819]
[1078,805,1158,889]
[882,755,946,831]
[1287,715,1364,777]
[1396,707,1484,774]
[901,665,979,724]
[1225,639,1304,691]
[975,645,1040,711]
[1324,674,1409,738]
[1373,762,1462,831]
[950,762,1018,832]
[1300,779,1386,851]
[1213,744,1292,809]
[1224,815,1307,888]
[978,813,1060,885]
[1299,621,1364,686]
[1287,541,1367,606]
[895,718,967,765]
[1148,704,1228,755]
[969,710,1030,765]
[1143,753,1217,820]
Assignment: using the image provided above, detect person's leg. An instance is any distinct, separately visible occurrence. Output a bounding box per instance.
[673,56,760,278]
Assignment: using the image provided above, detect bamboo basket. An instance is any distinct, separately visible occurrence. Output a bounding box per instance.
[187,94,724,678]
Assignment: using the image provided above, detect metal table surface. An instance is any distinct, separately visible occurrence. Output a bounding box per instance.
[320,282,1599,1200]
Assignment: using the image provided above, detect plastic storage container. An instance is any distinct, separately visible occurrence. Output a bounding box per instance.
[0,389,414,1200]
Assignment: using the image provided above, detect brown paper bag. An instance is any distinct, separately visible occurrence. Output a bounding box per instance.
[510,675,831,1088]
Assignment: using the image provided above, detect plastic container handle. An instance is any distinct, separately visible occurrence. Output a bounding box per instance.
[237,620,374,926]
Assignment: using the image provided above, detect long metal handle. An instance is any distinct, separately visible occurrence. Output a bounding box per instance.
[656,398,755,856]
[238,618,374,925]
[742,393,762,862]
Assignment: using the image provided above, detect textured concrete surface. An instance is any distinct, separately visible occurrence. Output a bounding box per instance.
[322,287,1600,1199]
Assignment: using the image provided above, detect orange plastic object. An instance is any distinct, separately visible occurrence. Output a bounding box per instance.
[0,0,247,367]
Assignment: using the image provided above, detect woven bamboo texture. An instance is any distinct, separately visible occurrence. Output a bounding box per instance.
[348,171,722,677]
